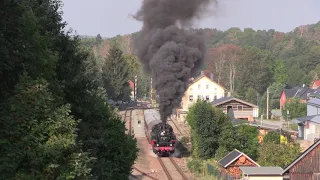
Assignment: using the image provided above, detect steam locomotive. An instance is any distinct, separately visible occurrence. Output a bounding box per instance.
[144,109,176,156]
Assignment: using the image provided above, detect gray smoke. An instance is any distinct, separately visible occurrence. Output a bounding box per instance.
[133,0,213,124]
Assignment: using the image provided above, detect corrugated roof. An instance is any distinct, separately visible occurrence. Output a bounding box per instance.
[212,96,258,108]
[240,167,283,176]
[218,149,242,167]
[294,115,320,125]
[212,96,233,106]
[307,98,320,107]
[295,115,316,122]
[218,149,260,168]
[283,87,320,99]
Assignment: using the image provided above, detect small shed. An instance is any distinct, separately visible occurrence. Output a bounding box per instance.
[212,96,259,121]
[240,166,283,180]
[219,149,260,179]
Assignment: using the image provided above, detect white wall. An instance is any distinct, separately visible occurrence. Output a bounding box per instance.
[304,122,320,141]
[307,104,319,116]
[253,108,259,118]
[181,76,225,111]
[245,176,283,180]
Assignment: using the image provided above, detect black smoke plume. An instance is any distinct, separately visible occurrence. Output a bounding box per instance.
[133,0,213,124]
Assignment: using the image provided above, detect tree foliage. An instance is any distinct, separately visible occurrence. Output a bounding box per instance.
[216,124,259,160]
[0,75,92,179]
[102,45,131,101]
[0,0,137,178]
[258,142,301,168]
[187,100,231,159]
[282,98,307,119]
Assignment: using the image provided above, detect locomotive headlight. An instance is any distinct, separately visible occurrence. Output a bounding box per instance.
[156,144,159,147]
[170,144,172,146]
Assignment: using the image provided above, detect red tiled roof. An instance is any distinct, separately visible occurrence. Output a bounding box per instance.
[128,80,134,89]
[312,80,320,87]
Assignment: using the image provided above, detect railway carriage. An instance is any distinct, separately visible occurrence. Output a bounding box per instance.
[144,109,176,156]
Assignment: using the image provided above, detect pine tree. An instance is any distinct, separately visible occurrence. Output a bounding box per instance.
[102,45,131,101]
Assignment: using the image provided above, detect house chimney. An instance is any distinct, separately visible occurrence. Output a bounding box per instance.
[210,73,214,80]
[201,71,204,75]
[227,91,231,97]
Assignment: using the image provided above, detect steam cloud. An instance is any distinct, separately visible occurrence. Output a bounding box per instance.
[133,0,213,124]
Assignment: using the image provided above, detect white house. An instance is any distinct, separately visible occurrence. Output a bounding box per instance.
[294,98,320,142]
[175,72,226,122]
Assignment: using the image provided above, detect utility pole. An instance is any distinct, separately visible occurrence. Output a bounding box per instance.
[266,88,269,120]
[150,77,153,101]
[134,75,137,101]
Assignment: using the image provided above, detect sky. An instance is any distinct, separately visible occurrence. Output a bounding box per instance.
[62,0,320,38]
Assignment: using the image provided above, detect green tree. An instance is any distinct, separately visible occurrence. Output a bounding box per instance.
[216,124,259,160]
[282,98,307,119]
[263,131,281,144]
[0,75,92,179]
[55,42,138,179]
[235,46,274,95]
[274,59,288,85]
[102,45,131,101]
[258,142,300,168]
[0,0,138,178]
[245,87,258,105]
[187,100,231,159]
[124,54,140,81]
[0,0,60,101]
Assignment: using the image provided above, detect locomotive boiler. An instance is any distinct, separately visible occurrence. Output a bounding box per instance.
[144,109,176,156]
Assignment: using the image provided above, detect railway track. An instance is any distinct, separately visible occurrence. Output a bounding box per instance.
[124,108,133,135]
[168,117,183,136]
[157,157,188,180]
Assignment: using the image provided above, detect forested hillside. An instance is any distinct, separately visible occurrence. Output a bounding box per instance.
[82,21,320,112]
[0,1,137,179]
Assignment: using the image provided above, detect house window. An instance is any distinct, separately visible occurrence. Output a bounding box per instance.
[206,95,210,101]
[198,95,202,100]
[206,84,209,89]
[198,84,201,90]
[214,88,217,92]
[214,95,217,100]
[189,95,193,101]
[237,105,243,111]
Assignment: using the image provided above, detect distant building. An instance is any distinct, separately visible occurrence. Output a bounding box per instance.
[282,139,320,180]
[280,86,320,110]
[219,149,260,179]
[310,79,320,89]
[175,71,226,122]
[294,98,320,142]
[212,96,259,122]
[128,80,134,100]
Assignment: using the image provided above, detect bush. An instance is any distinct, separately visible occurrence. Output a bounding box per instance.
[187,159,203,174]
